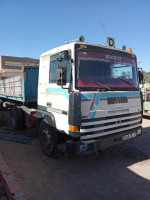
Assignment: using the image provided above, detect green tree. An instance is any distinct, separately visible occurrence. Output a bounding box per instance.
[143,71,150,83]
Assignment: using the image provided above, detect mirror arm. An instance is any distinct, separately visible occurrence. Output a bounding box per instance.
[60,68,70,90]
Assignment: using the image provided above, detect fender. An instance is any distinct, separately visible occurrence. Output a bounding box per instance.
[37,105,56,133]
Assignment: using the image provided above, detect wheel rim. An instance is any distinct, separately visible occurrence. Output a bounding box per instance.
[41,128,52,149]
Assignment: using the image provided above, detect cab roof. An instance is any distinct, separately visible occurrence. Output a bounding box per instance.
[41,41,136,57]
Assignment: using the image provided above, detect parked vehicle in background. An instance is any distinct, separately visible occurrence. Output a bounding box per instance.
[141,83,150,116]
[0,36,143,157]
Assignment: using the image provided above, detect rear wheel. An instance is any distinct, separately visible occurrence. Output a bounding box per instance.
[10,106,24,130]
[39,120,58,158]
[0,99,3,110]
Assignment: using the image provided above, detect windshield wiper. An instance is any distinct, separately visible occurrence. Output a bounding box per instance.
[118,78,138,89]
[96,81,112,91]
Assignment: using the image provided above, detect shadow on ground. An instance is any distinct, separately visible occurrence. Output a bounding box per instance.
[0,112,150,200]
[0,127,149,200]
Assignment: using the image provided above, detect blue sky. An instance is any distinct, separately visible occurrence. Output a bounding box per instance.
[0,0,150,71]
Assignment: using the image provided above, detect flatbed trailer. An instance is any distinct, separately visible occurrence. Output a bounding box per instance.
[0,66,39,130]
[0,66,39,104]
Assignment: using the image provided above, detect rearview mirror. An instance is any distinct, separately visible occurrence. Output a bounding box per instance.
[138,68,143,84]
[57,66,67,86]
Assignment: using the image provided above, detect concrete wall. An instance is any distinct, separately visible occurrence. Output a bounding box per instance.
[0,56,39,79]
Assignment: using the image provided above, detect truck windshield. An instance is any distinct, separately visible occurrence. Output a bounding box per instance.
[76,50,138,91]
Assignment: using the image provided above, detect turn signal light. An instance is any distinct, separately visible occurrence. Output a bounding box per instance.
[69,125,78,132]
[128,48,132,52]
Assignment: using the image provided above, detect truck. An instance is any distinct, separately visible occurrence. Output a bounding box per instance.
[0,36,143,157]
[141,83,150,116]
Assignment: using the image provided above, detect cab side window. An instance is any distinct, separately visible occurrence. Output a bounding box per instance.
[49,52,71,83]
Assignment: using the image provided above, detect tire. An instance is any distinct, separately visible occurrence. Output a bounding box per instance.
[39,120,58,158]
[11,106,24,130]
[0,99,3,110]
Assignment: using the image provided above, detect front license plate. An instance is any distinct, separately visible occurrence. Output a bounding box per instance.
[122,132,137,141]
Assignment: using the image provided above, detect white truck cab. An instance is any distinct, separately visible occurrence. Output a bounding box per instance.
[37,37,142,157]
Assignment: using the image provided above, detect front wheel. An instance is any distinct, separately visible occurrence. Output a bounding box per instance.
[39,120,58,158]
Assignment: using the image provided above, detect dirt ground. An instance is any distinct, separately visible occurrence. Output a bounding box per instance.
[0,118,150,200]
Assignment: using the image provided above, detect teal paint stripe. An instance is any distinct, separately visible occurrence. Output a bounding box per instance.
[0,95,24,102]
[22,80,25,102]
[46,88,69,100]
[81,91,140,99]
[90,111,96,119]
[82,91,140,119]
[95,95,100,106]
[81,93,94,99]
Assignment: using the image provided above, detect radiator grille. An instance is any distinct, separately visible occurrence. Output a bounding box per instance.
[80,112,141,140]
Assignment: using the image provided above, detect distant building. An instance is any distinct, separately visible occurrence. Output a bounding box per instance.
[0,56,39,79]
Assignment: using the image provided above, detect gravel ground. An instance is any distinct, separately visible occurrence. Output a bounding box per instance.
[0,118,150,200]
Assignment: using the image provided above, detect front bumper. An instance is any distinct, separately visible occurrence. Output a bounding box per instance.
[65,126,142,155]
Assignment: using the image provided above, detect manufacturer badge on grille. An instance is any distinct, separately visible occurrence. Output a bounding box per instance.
[107,97,128,104]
